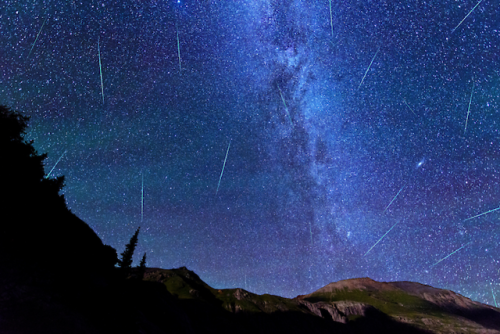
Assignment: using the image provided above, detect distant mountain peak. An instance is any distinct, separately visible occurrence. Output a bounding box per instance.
[305,277,491,309]
[298,277,500,333]
[310,277,399,295]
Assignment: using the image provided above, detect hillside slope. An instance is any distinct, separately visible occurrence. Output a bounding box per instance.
[144,267,500,333]
[300,277,500,333]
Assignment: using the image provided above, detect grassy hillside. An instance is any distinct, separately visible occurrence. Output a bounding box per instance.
[302,280,500,333]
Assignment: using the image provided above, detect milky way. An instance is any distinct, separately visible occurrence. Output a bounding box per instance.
[2,0,500,303]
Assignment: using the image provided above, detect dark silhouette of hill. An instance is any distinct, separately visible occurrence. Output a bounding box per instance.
[0,105,116,272]
[0,105,188,334]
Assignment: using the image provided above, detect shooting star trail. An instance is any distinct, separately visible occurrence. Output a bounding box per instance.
[464,206,500,221]
[277,85,293,125]
[364,220,401,256]
[98,36,104,104]
[431,242,471,267]
[176,24,182,72]
[383,185,405,213]
[358,47,380,89]
[452,0,484,33]
[403,100,417,116]
[329,0,334,38]
[216,140,231,194]
[492,284,498,308]
[45,150,67,178]
[464,80,475,134]
[27,18,47,59]
[141,173,144,223]
[309,222,313,245]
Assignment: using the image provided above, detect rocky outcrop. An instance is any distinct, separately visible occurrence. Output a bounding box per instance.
[335,301,375,318]
[233,288,250,301]
[296,299,374,323]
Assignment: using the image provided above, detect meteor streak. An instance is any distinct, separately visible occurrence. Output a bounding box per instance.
[431,242,471,267]
[329,0,334,38]
[403,100,417,116]
[464,80,474,134]
[141,173,144,223]
[383,185,405,213]
[176,24,182,72]
[45,150,67,178]
[98,36,104,104]
[358,47,380,89]
[309,222,313,245]
[451,0,484,33]
[364,220,400,256]
[492,284,498,308]
[464,206,500,221]
[27,18,47,59]
[216,140,231,194]
[277,85,293,125]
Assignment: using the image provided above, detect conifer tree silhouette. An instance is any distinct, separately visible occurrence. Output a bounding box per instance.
[137,252,147,280]
[118,227,140,275]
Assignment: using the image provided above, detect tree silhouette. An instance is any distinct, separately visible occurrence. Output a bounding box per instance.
[137,252,147,280]
[0,105,117,273]
[0,105,67,257]
[0,105,65,209]
[118,227,140,275]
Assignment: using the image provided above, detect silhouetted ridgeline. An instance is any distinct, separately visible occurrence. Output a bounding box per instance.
[0,105,115,271]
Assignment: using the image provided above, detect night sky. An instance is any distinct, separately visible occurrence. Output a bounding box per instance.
[2,0,500,304]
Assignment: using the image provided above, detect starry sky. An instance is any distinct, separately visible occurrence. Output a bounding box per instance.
[2,0,500,304]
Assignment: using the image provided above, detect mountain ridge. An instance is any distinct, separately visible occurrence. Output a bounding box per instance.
[142,266,500,333]
[303,276,489,310]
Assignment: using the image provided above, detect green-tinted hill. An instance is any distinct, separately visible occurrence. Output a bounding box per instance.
[299,277,500,333]
[145,267,500,333]
[142,267,348,334]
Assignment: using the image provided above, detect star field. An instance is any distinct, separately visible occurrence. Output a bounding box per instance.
[2,0,500,304]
